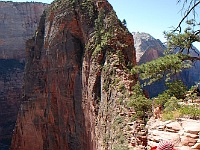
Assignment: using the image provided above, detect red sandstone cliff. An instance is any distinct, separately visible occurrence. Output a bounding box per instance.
[0,2,47,149]
[11,0,137,149]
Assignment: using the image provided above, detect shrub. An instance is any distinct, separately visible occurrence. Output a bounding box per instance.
[179,105,200,119]
[154,92,170,107]
[162,110,181,121]
[164,96,180,112]
[154,80,187,108]
[113,145,129,150]
[165,80,187,99]
[128,82,152,122]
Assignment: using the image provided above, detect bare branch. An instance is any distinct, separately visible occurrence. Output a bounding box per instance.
[195,29,200,35]
[174,0,200,32]
[182,56,200,61]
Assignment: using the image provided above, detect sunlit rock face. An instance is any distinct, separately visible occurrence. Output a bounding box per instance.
[11,0,137,150]
[133,32,166,97]
[133,32,165,64]
[147,118,200,150]
[0,2,47,149]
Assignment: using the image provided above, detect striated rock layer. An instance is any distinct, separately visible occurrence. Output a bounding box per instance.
[0,2,47,149]
[11,0,136,150]
[0,1,48,59]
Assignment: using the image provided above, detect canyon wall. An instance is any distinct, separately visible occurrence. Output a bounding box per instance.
[0,2,47,149]
[0,1,47,59]
[11,0,137,150]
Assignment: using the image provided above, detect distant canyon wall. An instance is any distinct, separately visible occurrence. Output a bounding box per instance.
[0,1,47,59]
[0,2,47,149]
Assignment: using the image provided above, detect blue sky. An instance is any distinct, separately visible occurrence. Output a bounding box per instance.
[108,0,182,41]
[3,0,200,49]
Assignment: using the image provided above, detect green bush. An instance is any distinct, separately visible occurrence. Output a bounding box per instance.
[128,82,152,122]
[162,111,179,121]
[154,80,187,108]
[154,92,170,107]
[113,145,129,150]
[161,97,181,120]
[179,105,200,119]
[164,97,180,112]
[165,80,187,99]
[162,105,200,120]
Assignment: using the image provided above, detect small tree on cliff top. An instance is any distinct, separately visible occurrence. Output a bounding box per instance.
[127,82,152,123]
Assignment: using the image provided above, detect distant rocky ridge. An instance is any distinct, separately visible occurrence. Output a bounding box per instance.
[133,32,200,97]
[0,2,47,149]
[132,32,165,64]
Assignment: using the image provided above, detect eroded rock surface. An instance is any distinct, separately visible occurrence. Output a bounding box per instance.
[11,0,136,150]
[132,32,165,64]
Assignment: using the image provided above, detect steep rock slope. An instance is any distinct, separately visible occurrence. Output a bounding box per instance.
[133,32,165,64]
[178,47,200,88]
[0,60,24,150]
[0,2,47,150]
[11,0,136,150]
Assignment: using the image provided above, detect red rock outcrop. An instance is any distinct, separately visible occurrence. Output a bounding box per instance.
[0,2,47,149]
[11,0,136,149]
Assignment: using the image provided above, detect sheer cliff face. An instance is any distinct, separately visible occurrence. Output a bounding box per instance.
[0,1,48,59]
[11,0,136,150]
[132,32,165,64]
[0,2,47,149]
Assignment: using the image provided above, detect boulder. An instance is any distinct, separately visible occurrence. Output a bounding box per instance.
[166,121,182,132]
[147,118,200,149]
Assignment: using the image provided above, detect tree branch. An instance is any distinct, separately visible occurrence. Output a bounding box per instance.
[182,56,200,61]
[174,0,200,32]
